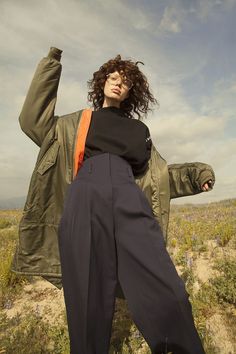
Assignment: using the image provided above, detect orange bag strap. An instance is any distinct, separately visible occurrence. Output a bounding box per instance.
[73,109,92,179]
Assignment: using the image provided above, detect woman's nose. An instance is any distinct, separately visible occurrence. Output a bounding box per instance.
[115,77,122,86]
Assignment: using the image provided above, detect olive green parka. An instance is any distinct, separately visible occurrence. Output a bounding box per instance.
[11,47,215,297]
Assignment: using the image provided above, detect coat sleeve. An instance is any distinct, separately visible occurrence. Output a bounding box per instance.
[19,47,63,147]
[168,162,215,199]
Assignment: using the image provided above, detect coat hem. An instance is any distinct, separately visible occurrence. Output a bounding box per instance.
[11,268,62,278]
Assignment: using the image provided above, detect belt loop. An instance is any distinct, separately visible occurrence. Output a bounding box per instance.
[88,161,93,174]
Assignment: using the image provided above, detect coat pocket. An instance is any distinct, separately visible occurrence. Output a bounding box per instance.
[37,140,60,175]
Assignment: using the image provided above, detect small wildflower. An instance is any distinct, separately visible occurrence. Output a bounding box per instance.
[4,299,13,309]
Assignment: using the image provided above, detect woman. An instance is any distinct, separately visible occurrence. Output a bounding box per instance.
[11,47,214,354]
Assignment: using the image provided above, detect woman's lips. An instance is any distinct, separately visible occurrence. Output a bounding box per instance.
[111,88,121,95]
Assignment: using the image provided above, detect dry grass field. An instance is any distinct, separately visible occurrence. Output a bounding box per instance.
[0,199,235,353]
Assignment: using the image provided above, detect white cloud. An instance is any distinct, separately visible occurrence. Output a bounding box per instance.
[96,0,152,31]
[156,0,236,36]
[158,4,184,34]
[56,81,88,115]
[197,0,221,20]
[195,0,236,21]
[201,77,236,118]
[144,78,236,204]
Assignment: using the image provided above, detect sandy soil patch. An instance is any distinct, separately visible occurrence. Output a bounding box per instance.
[207,312,236,354]
[3,277,66,325]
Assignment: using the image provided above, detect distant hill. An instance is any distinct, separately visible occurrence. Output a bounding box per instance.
[171,198,236,209]
[0,196,26,209]
[0,196,235,210]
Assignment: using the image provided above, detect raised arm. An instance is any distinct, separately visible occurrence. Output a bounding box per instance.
[168,162,215,199]
[19,47,62,146]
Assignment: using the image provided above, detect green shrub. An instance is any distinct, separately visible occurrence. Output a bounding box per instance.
[0,219,12,229]
[0,310,70,354]
[0,311,50,353]
[190,284,218,353]
[47,320,70,354]
[210,258,236,305]
[0,231,30,309]
[0,248,19,290]
[214,222,234,247]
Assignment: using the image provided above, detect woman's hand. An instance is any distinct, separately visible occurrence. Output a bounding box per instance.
[202,180,213,191]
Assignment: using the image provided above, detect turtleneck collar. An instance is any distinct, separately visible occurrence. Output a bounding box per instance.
[98,106,128,118]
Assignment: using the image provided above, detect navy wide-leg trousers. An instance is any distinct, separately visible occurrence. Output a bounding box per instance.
[58,153,205,354]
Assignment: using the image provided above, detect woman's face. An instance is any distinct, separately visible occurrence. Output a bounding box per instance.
[103,71,131,107]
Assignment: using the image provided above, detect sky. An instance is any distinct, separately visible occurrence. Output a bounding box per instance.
[0,0,236,204]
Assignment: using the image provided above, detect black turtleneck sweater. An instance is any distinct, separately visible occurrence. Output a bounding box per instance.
[84,106,152,176]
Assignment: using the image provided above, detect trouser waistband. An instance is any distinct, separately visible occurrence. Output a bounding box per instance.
[76,153,134,184]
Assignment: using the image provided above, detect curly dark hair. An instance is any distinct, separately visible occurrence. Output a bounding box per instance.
[87,55,158,120]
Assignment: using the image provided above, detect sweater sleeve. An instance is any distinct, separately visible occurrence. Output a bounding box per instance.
[133,127,152,176]
[19,47,63,147]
